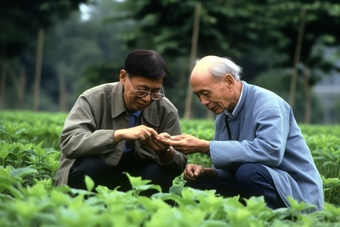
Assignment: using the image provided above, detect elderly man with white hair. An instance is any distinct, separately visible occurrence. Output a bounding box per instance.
[158,56,323,211]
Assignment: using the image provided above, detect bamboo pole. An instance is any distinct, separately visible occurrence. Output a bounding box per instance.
[59,75,67,112]
[33,28,45,111]
[288,6,306,109]
[18,67,26,109]
[7,64,24,109]
[7,64,20,92]
[184,2,201,119]
[303,63,311,124]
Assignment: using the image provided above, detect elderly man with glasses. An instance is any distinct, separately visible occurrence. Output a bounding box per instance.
[55,49,187,194]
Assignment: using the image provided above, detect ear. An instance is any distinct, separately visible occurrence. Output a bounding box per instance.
[223,74,235,89]
[120,69,127,85]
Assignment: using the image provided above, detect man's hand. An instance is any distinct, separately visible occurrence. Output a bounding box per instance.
[184,164,205,181]
[184,164,218,181]
[113,125,158,144]
[141,134,170,154]
[156,134,210,155]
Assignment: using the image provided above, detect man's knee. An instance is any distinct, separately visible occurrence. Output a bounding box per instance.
[235,163,273,196]
[235,163,263,185]
[184,179,201,189]
[68,156,107,189]
[141,164,175,192]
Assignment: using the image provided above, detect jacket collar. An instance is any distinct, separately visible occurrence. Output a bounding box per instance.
[111,82,160,127]
[230,81,247,119]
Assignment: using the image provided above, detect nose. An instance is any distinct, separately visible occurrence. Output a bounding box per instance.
[201,97,209,106]
[141,94,152,102]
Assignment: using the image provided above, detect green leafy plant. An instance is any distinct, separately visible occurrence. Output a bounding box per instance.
[1,111,340,226]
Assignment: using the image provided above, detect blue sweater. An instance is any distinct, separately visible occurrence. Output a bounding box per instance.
[210,81,323,210]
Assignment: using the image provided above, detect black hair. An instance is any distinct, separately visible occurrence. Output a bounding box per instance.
[124,49,169,82]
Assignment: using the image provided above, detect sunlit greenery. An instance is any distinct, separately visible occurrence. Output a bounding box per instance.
[1,111,340,226]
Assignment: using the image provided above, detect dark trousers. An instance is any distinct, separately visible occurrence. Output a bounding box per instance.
[68,151,175,195]
[185,163,286,209]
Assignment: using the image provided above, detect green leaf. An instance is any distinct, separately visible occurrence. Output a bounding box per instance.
[0,142,10,160]
[123,172,151,188]
[50,190,72,206]
[34,141,46,158]
[10,167,38,178]
[85,175,95,192]
[135,184,162,193]
[69,188,95,197]
[199,220,230,227]
[138,196,170,212]
[169,185,184,195]
[287,196,316,215]
[322,177,340,186]
[43,156,60,173]
[152,193,197,207]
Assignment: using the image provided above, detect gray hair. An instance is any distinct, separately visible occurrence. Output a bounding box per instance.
[196,57,242,81]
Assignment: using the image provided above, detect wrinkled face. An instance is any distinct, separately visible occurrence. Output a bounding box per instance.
[190,56,239,114]
[191,75,232,115]
[120,70,163,112]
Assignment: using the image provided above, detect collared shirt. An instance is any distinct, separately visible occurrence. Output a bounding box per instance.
[124,111,142,152]
[223,82,244,140]
[224,82,244,118]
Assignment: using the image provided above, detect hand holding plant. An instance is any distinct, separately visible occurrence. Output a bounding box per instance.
[140,132,171,155]
[157,134,210,155]
[113,125,158,144]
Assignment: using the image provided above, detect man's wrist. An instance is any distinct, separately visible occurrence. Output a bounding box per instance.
[200,140,210,155]
[158,146,174,163]
[158,146,173,157]
[113,130,122,145]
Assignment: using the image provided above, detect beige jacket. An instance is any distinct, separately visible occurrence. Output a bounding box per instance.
[55,82,187,186]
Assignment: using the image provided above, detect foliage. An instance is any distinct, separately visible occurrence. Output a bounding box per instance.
[0,0,87,59]
[259,0,340,67]
[108,0,263,59]
[0,167,338,226]
[0,0,133,112]
[101,0,340,122]
[45,0,135,100]
[2,0,339,124]
[1,111,340,225]
[334,94,340,123]
[255,0,340,124]
[252,71,325,123]
[1,172,333,227]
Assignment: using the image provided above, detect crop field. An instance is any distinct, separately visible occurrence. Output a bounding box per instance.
[1,111,340,226]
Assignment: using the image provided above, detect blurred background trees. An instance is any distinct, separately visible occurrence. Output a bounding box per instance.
[0,0,339,124]
[0,0,88,111]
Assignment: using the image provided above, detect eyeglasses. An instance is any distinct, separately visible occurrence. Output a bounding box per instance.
[127,73,165,101]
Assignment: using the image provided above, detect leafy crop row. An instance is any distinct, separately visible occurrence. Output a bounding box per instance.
[2,166,339,227]
[1,111,340,226]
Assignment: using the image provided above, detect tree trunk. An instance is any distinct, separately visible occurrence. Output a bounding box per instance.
[303,63,311,124]
[18,67,26,110]
[184,2,201,119]
[288,6,306,110]
[7,64,21,95]
[0,60,7,110]
[33,28,45,111]
[7,64,25,109]
[59,75,67,112]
